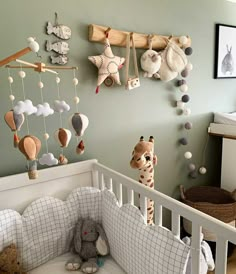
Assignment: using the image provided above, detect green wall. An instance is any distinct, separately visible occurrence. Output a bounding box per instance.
[0,0,235,197]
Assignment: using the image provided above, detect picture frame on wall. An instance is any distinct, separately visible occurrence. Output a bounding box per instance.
[214,23,236,79]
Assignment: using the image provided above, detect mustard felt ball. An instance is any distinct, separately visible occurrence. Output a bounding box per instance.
[9,94,15,101]
[8,76,13,83]
[184,151,192,159]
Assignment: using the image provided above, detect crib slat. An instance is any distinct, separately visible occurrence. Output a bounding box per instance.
[140,195,147,225]
[127,189,134,205]
[108,178,113,191]
[117,183,123,206]
[171,212,180,238]
[99,173,105,190]
[155,203,162,226]
[191,223,201,274]
[215,237,228,274]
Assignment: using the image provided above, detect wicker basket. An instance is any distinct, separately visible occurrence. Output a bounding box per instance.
[180,185,236,223]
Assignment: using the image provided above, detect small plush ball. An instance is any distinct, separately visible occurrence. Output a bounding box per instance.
[184,151,192,159]
[9,94,15,101]
[8,76,13,83]
[189,170,198,179]
[185,47,193,55]
[179,137,188,145]
[179,36,188,45]
[199,166,207,175]
[186,63,193,71]
[183,108,191,116]
[38,81,44,88]
[73,78,79,86]
[74,96,80,104]
[182,94,190,103]
[177,101,185,109]
[27,37,35,42]
[55,76,61,84]
[18,71,26,78]
[44,133,49,140]
[180,84,188,92]
[184,122,193,130]
[188,163,196,171]
[181,69,189,78]
[177,79,187,86]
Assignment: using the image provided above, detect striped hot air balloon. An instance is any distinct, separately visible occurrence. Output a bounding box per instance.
[4,110,24,131]
[54,128,72,148]
[69,113,89,136]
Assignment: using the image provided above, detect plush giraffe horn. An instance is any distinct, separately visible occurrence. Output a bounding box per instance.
[149,136,154,143]
[140,136,144,141]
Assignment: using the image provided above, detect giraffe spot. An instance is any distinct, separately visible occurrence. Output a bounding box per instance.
[147,219,151,223]
[149,168,153,173]
[149,210,154,214]
[147,179,152,183]
[147,164,151,168]
[147,207,152,210]
[140,175,144,179]
[139,180,143,184]
[149,183,154,188]
[144,169,146,172]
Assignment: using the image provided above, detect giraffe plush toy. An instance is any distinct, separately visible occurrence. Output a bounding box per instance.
[130,136,157,224]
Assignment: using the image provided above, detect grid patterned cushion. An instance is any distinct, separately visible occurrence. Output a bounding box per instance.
[0,187,102,271]
[102,189,190,274]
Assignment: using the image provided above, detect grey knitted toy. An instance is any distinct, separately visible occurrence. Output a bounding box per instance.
[65,219,109,273]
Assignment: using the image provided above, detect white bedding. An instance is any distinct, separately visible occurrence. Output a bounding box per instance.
[30,253,126,274]
[214,112,236,125]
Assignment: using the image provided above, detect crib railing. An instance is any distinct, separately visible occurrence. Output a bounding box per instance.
[93,162,236,274]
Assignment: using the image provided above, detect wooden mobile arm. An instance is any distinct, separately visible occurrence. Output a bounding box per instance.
[0,47,32,67]
[89,24,191,50]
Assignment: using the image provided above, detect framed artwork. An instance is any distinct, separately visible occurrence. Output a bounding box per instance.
[214,23,236,79]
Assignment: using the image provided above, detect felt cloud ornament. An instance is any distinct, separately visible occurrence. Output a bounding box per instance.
[69,113,89,136]
[35,102,54,117]
[13,99,37,115]
[88,38,125,93]
[39,153,58,166]
[54,128,72,148]
[53,100,70,113]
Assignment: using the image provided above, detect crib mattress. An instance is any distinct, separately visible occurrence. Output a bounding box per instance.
[29,253,126,274]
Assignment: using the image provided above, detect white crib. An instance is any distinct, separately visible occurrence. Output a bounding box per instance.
[0,159,235,274]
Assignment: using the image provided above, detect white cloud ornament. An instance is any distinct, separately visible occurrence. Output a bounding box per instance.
[35,102,54,117]
[39,153,58,166]
[53,100,70,113]
[13,99,37,115]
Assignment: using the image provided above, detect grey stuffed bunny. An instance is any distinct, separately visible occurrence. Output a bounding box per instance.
[65,219,109,273]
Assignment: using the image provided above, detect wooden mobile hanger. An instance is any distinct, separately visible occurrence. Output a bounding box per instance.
[89,24,191,50]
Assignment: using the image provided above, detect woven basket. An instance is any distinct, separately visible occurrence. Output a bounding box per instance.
[180,185,236,223]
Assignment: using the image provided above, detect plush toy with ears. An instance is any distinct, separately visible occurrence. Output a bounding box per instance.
[65,219,109,273]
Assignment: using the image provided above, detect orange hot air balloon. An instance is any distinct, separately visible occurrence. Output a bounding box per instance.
[18,135,41,160]
[54,128,71,148]
[4,110,24,131]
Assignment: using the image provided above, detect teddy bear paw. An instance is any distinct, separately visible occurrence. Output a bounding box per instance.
[81,260,98,273]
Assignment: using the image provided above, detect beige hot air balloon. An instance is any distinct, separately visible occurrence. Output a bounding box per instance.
[54,128,71,148]
[18,135,41,160]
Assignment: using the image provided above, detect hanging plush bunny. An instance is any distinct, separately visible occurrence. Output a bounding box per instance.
[140,35,162,78]
[65,219,109,273]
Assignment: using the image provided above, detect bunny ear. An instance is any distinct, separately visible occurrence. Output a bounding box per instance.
[201,241,215,271]
[73,219,83,253]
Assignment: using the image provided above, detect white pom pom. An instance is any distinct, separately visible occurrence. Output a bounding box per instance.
[179,36,188,45]
[9,95,15,101]
[180,84,188,92]
[184,151,192,159]
[27,37,40,53]
[199,166,207,174]
[73,78,79,86]
[74,96,80,104]
[55,76,61,84]
[44,133,49,140]
[177,101,185,109]
[38,81,44,88]
[186,63,193,71]
[183,108,191,116]
[27,37,35,42]
[8,76,13,83]
[18,71,26,78]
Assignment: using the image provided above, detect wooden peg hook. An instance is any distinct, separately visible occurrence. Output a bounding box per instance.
[105,27,111,37]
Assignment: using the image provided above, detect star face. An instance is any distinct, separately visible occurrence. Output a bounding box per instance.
[88,38,125,87]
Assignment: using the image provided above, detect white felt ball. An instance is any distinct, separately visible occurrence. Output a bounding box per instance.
[73,78,79,86]
[8,76,13,83]
[9,94,15,101]
[55,77,61,84]
[184,151,192,159]
[180,84,188,93]
[74,96,80,104]
[177,101,185,109]
[38,81,44,88]
[179,36,188,45]
[18,71,26,78]
[27,37,34,42]
[199,166,207,174]
[44,133,49,140]
[186,63,193,71]
[183,108,191,116]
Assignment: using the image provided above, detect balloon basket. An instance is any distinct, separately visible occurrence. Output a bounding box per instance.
[28,170,38,180]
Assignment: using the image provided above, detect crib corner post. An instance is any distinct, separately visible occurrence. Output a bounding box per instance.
[92,166,99,189]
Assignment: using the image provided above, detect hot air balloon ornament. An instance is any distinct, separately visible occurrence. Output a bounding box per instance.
[4,110,25,147]
[18,135,41,179]
[54,128,72,164]
[69,113,89,155]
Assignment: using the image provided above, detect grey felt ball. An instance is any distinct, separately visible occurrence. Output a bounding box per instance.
[184,122,193,130]
[179,137,188,145]
[188,163,196,171]
[185,47,193,55]
[177,79,186,86]
[189,170,198,179]
[182,94,190,103]
[181,69,189,78]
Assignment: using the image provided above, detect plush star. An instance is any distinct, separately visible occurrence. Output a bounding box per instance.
[88,38,125,93]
